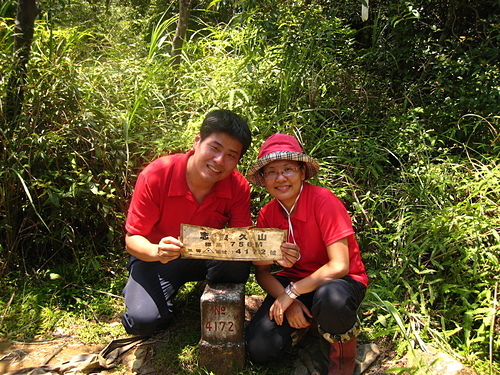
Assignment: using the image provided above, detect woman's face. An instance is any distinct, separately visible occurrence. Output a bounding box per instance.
[262,160,306,210]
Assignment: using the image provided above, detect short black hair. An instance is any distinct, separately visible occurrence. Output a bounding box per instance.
[199,110,252,157]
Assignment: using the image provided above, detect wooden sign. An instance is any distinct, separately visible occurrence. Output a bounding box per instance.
[180,224,286,261]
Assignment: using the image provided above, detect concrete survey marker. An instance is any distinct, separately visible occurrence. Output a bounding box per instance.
[199,283,246,375]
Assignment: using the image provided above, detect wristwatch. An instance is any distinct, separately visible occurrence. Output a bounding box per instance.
[284,282,300,299]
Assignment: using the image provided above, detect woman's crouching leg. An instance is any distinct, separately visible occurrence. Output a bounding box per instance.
[245,295,294,363]
[312,276,366,336]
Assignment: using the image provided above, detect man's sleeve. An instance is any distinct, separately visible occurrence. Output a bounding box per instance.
[125,171,160,237]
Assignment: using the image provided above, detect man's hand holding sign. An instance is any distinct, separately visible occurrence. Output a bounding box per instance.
[156,236,185,263]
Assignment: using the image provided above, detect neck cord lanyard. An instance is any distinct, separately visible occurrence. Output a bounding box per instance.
[277,183,303,245]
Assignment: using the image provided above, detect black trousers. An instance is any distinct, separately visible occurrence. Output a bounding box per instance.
[246,275,366,364]
[121,256,251,336]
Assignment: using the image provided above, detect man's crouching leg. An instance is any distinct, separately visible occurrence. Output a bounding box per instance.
[121,259,175,336]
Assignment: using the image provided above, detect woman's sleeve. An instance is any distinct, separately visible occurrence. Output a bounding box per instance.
[316,193,355,246]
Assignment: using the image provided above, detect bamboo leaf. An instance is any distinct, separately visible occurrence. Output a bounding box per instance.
[13,170,50,231]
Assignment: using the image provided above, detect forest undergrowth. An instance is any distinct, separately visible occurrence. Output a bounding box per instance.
[0,1,498,374]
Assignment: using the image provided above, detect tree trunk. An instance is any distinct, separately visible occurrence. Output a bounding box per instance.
[171,0,191,67]
[439,0,458,46]
[3,0,40,129]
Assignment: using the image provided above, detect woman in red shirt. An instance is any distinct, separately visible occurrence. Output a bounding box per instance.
[245,134,368,375]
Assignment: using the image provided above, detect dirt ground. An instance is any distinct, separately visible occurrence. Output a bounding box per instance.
[0,295,398,375]
[0,339,106,374]
[0,336,399,375]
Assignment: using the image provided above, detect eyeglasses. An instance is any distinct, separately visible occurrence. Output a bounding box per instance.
[262,166,300,180]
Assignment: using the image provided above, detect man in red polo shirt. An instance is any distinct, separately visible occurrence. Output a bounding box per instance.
[121,110,254,336]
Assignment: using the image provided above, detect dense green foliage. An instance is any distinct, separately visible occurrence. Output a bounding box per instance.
[1,0,498,374]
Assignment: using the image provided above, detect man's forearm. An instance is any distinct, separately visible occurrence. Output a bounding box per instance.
[125,233,160,262]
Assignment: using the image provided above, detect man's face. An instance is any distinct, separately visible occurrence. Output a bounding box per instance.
[191,132,243,185]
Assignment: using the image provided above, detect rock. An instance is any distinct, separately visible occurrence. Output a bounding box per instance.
[355,343,380,374]
[290,363,310,375]
[406,346,477,375]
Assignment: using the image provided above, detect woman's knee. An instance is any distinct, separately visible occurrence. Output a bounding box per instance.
[246,332,283,363]
[314,278,363,313]
[245,314,291,363]
[312,278,365,334]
